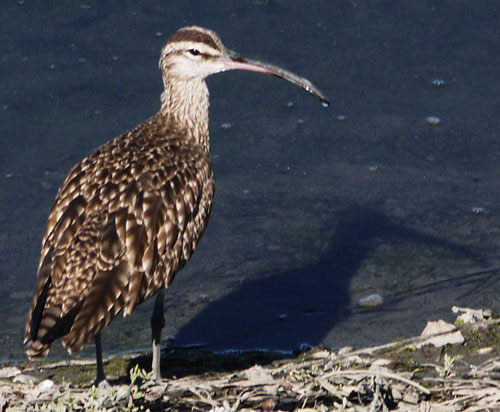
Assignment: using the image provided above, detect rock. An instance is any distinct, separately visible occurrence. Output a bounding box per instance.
[452,306,491,323]
[421,319,456,336]
[357,294,385,308]
[477,347,493,355]
[244,365,274,385]
[0,366,21,379]
[13,374,37,385]
[36,379,54,394]
[371,358,392,367]
[415,320,464,348]
[338,346,353,356]
[115,385,130,402]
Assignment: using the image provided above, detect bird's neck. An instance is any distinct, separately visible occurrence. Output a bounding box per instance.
[159,77,210,152]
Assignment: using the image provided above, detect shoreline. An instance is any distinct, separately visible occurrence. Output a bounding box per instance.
[2,308,499,411]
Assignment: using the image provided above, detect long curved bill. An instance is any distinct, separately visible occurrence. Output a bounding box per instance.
[223,49,330,107]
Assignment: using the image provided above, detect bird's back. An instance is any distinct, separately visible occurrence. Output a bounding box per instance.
[24,113,215,357]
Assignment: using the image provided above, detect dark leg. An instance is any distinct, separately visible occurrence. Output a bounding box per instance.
[151,287,165,381]
[94,332,107,385]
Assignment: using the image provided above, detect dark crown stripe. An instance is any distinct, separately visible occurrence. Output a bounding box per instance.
[168,29,220,51]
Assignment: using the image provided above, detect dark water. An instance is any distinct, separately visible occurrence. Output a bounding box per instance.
[1,1,500,361]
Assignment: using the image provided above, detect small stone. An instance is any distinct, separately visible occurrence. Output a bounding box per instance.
[426,116,441,126]
[477,347,493,355]
[337,114,346,122]
[286,101,295,108]
[471,206,487,215]
[244,365,274,385]
[98,379,111,390]
[220,122,232,130]
[371,358,392,367]
[338,346,353,356]
[155,32,164,37]
[0,366,21,379]
[431,79,446,87]
[13,374,37,385]
[358,294,385,308]
[403,391,419,404]
[368,165,378,173]
[421,319,455,336]
[452,305,490,322]
[296,119,304,125]
[312,350,330,359]
[36,379,54,393]
[416,320,465,348]
[115,384,130,401]
[95,380,114,400]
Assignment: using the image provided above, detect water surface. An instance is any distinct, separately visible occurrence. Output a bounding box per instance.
[1,1,500,361]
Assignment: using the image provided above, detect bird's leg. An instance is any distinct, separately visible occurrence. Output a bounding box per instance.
[94,332,107,385]
[151,287,165,380]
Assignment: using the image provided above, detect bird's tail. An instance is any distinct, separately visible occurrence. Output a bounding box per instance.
[25,339,52,359]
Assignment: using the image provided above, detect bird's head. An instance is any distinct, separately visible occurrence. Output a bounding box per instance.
[159,26,329,106]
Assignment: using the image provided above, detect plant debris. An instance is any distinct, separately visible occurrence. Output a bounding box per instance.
[2,308,500,411]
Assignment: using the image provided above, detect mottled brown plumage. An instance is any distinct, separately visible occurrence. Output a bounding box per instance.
[25,26,328,383]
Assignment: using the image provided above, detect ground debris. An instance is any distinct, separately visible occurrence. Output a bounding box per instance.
[3,309,500,411]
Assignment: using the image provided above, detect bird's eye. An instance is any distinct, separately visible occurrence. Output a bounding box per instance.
[189,49,200,56]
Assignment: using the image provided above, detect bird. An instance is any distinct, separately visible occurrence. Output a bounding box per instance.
[24,26,329,384]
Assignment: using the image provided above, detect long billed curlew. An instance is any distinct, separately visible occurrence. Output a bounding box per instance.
[24,26,329,383]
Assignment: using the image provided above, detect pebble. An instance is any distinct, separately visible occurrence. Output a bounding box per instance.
[426,116,441,126]
[36,379,54,394]
[471,206,487,215]
[115,385,130,401]
[357,294,385,308]
[0,366,21,379]
[220,122,232,130]
[338,346,353,355]
[13,374,37,385]
[431,79,446,87]
[477,347,493,355]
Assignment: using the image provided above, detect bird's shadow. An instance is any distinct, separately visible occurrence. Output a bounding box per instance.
[165,206,486,367]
